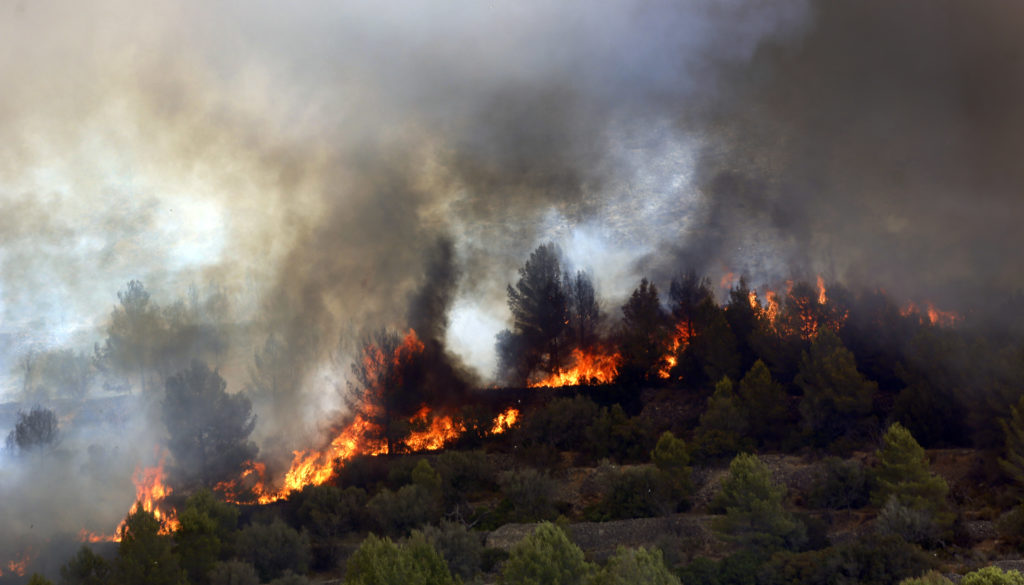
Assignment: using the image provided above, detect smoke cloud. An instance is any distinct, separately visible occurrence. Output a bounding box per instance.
[1,0,1022,566]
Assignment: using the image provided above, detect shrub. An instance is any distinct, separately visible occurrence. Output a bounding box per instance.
[345,533,455,585]
[899,570,954,585]
[711,453,806,552]
[806,456,870,510]
[235,519,311,582]
[760,535,934,585]
[207,561,259,585]
[996,504,1024,551]
[875,495,944,547]
[367,484,442,536]
[419,521,484,582]
[514,395,600,452]
[583,405,648,463]
[962,566,1024,585]
[499,468,558,522]
[432,450,497,509]
[502,522,593,585]
[266,573,310,585]
[294,484,367,569]
[872,423,953,535]
[59,546,112,585]
[585,466,668,521]
[590,546,680,585]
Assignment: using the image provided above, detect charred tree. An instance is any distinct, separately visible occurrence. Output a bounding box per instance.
[163,360,258,490]
[504,243,569,379]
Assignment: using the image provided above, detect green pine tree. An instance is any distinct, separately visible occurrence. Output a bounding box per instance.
[711,453,805,552]
[873,422,953,531]
[796,328,877,448]
[738,359,790,446]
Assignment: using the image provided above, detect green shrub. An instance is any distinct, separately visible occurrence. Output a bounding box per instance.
[585,466,668,521]
[419,521,484,581]
[515,395,600,452]
[583,405,648,463]
[996,505,1024,551]
[711,453,806,552]
[962,566,1024,585]
[207,561,259,585]
[899,570,954,585]
[234,519,311,582]
[875,495,944,548]
[806,456,870,510]
[345,533,455,585]
[59,545,112,585]
[589,546,679,585]
[367,484,442,536]
[294,484,367,569]
[432,450,497,509]
[502,522,593,585]
[499,468,558,522]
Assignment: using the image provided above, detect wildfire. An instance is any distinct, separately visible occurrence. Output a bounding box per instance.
[0,552,29,577]
[658,323,692,379]
[529,347,622,387]
[119,457,180,537]
[901,301,960,327]
[817,275,827,305]
[490,407,519,434]
[404,407,463,451]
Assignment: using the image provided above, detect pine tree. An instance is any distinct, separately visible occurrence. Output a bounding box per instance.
[999,395,1024,488]
[738,360,790,446]
[711,453,805,552]
[693,377,750,461]
[796,328,877,448]
[872,423,952,528]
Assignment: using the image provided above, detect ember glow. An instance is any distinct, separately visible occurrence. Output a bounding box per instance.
[0,552,29,578]
[529,347,622,387]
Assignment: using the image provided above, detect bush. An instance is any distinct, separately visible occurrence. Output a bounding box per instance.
[60,545,112,585]
[367,484,442,536]
[499,468,558,522]
[899,570,954,585]
[806,457,870,510]
[996,505,1024,551]
[872,423,953,536]
[502,522,593,585]
[419,521,484,582]
[676,557,720,585]
[590,546,680,585]
[235,519,311,582]
[432,450,497,509]
[760,535,934,585]
[583,405,648,463]
[208,561,259,585]
[294,484,367,569]
[514,395,600,452]
[175,489,240,585]
[875,495,944,547]
[345,533,455,585]
[266,573,310,585]
[585,466,669,521]
[962,566,1024,585]
[711,453,806,552]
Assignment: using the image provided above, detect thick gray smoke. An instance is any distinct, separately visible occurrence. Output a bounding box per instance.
[1,0,1022,572]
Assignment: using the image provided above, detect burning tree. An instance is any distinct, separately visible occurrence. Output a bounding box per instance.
[346,329,427,455]
[617,278,670,384]
[163,360,258,490]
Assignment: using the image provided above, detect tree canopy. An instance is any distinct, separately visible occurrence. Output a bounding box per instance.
[163,360,258,489]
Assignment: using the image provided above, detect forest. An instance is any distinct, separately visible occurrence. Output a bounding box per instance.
[5,242,1024,585]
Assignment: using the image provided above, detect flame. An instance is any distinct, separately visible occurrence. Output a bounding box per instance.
[748,289,759,310]
[118,457,180,536]
[490,407,519,434]
[0,552,29,577]
[901,301,960,327]
[78,529,117,543]
[404,407,463,451]
[817,275,827,305]
[658,322,692,379]
[720,271,737,290]
[529,347,622,387]
[764,290,781,324]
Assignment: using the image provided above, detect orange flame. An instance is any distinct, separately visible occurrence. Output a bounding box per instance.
[901,301,960,327]
[0,551,29,577]
[490,407,519,434]
[529,347,622,387]
[120,457,180,536]
[817,275,827,305]
[404,407,463,451]
[658,322,692,379]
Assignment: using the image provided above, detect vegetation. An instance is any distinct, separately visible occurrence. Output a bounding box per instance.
[30,264,1024,584]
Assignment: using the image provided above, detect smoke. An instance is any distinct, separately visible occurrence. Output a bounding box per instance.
[658,0,1024,308]
[4,0,1024,570]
